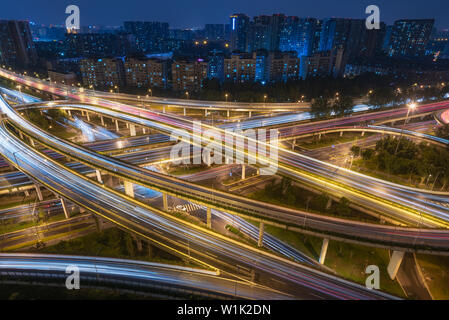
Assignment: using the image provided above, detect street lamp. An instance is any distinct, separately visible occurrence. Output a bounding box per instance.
[263,94,267,105]
[394,102,417,155]
[225,93,229,103]
[185,91,189,99]
[16,85,24,102]
[148,88,152,96]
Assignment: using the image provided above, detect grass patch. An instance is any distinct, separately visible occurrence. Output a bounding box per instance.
[258,222,405,298]
[416,254,449,300]
[297,132,373,150]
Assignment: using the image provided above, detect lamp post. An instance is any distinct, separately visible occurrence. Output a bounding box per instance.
[394,102,417,155]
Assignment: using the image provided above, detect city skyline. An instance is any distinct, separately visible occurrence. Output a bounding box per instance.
[1,0,449,29]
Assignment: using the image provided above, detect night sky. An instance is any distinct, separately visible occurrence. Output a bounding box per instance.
[1,0,448,29]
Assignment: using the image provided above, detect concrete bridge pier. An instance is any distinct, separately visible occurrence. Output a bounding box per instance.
[35,184,43,201]
[60,197,70,219]
[326,197,332,210]
[387,250,405,280]
[183,108,186,116]
[163,106,166,114]
[340,131,343,137]
[95,169,103,184]
[258,222,264,247]
[319,238,330,264]
[361,131,365,137]
[100,115,105,126]
[67,110,72,117]
[129,124,136,137]
[163,193,168,211]
[142,128,146,134]
[134,235,143,252]
[248,111,252,118]
[86,112,90,122]
[124,180,134,198]
[115,119,120,131]
[148,242,154,258]
[241,164,246,180]
[207,207,212,229]
[227,110,230,117]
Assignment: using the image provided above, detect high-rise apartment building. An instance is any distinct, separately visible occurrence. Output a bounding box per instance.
[0,20,37,67]
[387,19,434,57]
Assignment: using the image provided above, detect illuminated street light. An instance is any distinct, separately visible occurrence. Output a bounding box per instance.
[394,102,417,155]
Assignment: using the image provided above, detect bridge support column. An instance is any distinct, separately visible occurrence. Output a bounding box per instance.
[95,170,103,184]
[129,124,136,137]
[67,110,72,117]
[207,207,212,229]
[241,164,246,180]
[387,251,405,280]
[162,193,168,211]
[35,184,43,201]
[92,213,102,231]
[258,222,264,247]
[100,115,105,126]
[206,152,211,167]
[292,138,296,150]
[134,235,143,252]
[19,131,24,140]
[361,131,365,137]
[124,181,134,198]
[183,108,186,116]
[24,190,30,197]
[340,131,343,137]
[326,197,332,210]
[227,109,230,117]
[318,133,322,140]
[126,122,129,129]
[115,119,120,131]
[163,106,166,113]
[30,138,35,147]
[319,238,329,264]
[249,111,252,118]
[86,112,90,122]
[142,128,146,134]
[60,197,70,219]
[148,243,153,258]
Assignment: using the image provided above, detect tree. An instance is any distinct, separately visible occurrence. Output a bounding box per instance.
[333,96,354,116]
[335,197,351,216]
[436,124,449,140]
[311,97,331,118]
[350,145,361,157]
